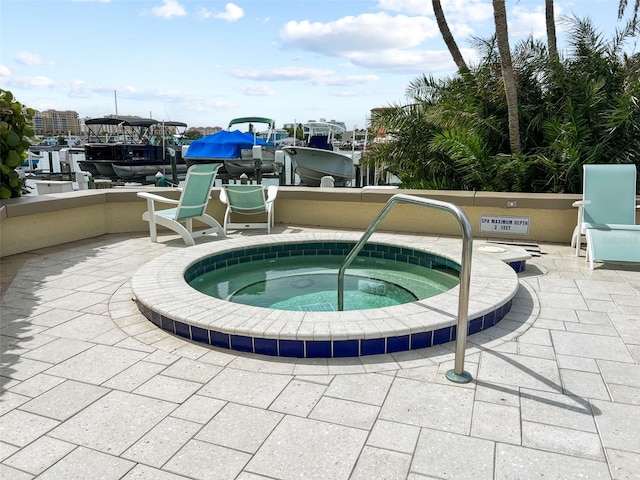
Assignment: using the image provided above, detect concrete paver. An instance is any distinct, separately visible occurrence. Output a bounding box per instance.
[1,228,639,479]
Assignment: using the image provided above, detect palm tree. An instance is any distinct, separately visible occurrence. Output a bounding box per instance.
[618,0,639,24]
[546,0,559,62]
[492,0,521,154]
[432,0,469,73]
[366,17,640,193]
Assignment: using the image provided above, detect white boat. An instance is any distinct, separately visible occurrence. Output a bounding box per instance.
[282,133,355,187]
[283,146,354,186]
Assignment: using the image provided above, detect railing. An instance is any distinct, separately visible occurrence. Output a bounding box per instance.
[337,194,474,383]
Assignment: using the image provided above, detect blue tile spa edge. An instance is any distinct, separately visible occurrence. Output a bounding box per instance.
[137,298,513,358]
[133,237,524,358]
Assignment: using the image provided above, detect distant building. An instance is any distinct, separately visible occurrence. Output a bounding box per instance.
[188,126,223,137]
[33,109,81,135]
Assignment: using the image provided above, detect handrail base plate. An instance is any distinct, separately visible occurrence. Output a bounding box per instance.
[445,369,473,384]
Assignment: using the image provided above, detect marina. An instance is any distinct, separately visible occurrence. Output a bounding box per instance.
[21,117,384,192]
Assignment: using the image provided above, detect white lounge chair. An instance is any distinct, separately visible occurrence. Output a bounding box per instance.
[573,164,640,269]
[219,184,278,234]
[571,164,639,257]
[137,164,226,246]
[585,224,640,270]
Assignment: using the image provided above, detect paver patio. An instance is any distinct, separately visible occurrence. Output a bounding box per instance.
[1,227,639,479]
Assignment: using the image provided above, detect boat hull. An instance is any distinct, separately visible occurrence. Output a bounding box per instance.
[282,146,354,186]
[184,134,277,179]
[112,164,189,179]
[224,147,277,177]
[77,161,100,177]
[83,143,186,179]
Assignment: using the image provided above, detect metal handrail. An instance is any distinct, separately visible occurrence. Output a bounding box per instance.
[337,193,474,383]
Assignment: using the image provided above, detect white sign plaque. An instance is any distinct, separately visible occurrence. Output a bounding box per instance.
[480,215,530,235]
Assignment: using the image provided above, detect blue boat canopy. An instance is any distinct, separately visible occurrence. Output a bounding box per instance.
[184,130,269,159]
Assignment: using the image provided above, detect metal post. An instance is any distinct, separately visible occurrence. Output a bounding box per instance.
[167,147,178,185]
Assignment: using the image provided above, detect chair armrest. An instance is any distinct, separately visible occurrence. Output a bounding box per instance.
[572,200,590,207]
[219,188,229,205]
[137,191,180,205]
[265,185,278,203]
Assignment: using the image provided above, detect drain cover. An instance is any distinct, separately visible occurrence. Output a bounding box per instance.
[299,303,335,312]
[291,278,314,288]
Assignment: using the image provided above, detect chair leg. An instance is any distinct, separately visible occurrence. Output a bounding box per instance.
[171,222,197,246]
[148,215,196,246]
[586,233,595,270]
[146,213,158,243]
[572,204,584,256]
[570,225,579,248]
[223,209,231,235]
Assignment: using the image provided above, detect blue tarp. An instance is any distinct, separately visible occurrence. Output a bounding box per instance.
[184,130,268,159]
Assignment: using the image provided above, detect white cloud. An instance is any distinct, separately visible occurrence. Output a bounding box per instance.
[331,88,372,97]
[151,0,186,19]
[53,80,129,99]
[232,67,378,88]
[231,67,335,81]
[238,84,275,96]
[219,3,244,21]
[509,6,546,39]
[276,11,485,74]
[203,3,244,22]
[311,75,378,87]
[378,0,493,23]
[509,4,565,40]
[279,12,438,56]
[377,0,432,15]
[14,51,50,66]
[348,47,478,74]
[0,64,11,76]
[450,22,475,39]
[8,76,58,89]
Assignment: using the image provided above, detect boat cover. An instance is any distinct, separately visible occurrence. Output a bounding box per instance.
[184,130,269,159]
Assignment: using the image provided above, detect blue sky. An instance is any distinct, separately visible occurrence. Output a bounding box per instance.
[0,0,631,131]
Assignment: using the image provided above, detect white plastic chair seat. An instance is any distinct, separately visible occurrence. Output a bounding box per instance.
[137,163,225,246]
[219,184,278,234]
[585,223,640,269]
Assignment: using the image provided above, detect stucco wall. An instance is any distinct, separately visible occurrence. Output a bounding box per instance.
[1,186,619,258]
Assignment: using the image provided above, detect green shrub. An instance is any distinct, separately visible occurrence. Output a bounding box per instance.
[1,89,36,198]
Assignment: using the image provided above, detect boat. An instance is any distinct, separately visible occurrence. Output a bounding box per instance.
[22,150,41,171]
[282,124,355,186]
[80,116,188,179]
[183,117,278,178]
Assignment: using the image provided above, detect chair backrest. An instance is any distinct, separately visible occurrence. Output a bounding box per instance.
[175,163,221,221]
[582,164,638,226]
[223,185,266,214]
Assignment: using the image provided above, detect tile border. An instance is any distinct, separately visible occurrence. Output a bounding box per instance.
[132,233,525,358]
